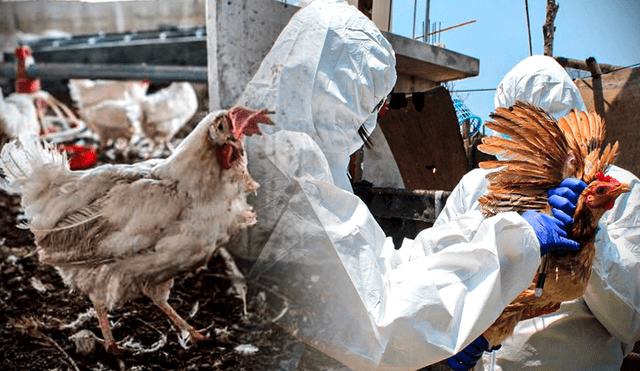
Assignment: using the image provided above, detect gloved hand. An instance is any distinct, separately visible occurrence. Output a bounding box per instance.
[547,177,587,230]
[522,210,581,256]
[446,335,499,371]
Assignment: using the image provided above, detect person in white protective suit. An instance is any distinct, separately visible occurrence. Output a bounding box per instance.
[235,2,581,370]
[436,55,640,370]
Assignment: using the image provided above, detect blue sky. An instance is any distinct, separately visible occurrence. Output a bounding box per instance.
[390,0,640,124]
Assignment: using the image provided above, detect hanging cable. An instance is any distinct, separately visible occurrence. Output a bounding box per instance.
[605,62,640,74]
[449,88,497,93]
[524,0,533,56]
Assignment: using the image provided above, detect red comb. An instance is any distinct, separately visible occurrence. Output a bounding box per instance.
[595,171,612,182]
[227,106,272,140]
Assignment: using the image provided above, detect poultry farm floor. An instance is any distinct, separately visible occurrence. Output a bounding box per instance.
[0,85,356,370]
[0,188,324,370]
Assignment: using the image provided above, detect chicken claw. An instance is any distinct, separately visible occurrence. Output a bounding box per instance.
[178,327,209,349]
[93,303,123,354]
[145,280,209,346]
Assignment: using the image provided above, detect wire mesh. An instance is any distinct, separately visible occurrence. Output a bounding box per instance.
[452,96,483,136]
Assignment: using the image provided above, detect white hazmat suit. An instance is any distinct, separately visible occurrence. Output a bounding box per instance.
[236,1,543,369]
[435,55,640,370]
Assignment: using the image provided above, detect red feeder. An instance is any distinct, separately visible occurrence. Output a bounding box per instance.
[60,144,98,170]
[14,46,41,94]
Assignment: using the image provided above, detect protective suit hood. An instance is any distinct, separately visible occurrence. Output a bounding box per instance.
[494,55,586,119]
[237,0,396,190]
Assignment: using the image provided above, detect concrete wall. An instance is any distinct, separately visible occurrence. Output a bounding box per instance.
[206,0,297,109]
[371,0,392,31]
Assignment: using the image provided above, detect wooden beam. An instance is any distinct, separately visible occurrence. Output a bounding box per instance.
[554,57,621,74]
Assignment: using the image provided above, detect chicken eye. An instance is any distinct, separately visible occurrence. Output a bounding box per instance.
[218,123,223,131]
[596,187,606,194]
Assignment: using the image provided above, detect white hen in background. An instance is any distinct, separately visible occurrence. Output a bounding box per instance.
[139,82,198,154]
[0,90,40,146]
[69,80,198,154]
[69,79,148,148]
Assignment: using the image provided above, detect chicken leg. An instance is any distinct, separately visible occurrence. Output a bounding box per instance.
[144,280,207,343]
[93,302,119,354]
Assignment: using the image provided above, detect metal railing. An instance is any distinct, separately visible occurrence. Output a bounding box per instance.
[0,62,207,83]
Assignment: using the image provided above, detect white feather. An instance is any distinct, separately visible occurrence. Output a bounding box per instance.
[0,133,69,194]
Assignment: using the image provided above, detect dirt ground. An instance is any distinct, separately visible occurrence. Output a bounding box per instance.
[0,85,319,370]
[0,186,319,370]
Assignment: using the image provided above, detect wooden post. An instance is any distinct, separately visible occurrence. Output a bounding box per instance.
[349,149,364,184]
[543,0,559,56]
[586,57,606,121]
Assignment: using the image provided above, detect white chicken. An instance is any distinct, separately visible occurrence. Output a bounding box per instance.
[68,80,198,155]
[80,98,142,147]
[139,82,198,154]
[69,79,148,110]
[0,106,272,353]
[68,79,148,148]
[0,90,40,146]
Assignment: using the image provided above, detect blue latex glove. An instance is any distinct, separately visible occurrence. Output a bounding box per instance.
[522,210,581,256]
[547,178,587,230]
[446,336,499,371]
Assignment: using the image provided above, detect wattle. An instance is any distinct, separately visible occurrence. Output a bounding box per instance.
[216,143,239,170]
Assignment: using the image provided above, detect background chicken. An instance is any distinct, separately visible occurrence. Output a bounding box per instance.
[80,98,142,148]
[476,101,630,348]
[69,80,198,156]
[0,106,272,353]
[0,90,40,146]
[139,82,198,155]
[69,79,149,148]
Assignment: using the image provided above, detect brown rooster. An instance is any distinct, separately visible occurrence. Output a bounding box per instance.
[0,106,272,353]
[476,101,630,348]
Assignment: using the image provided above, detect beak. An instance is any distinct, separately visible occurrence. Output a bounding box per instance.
[619,182,632,194]
[611,182,632,198]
